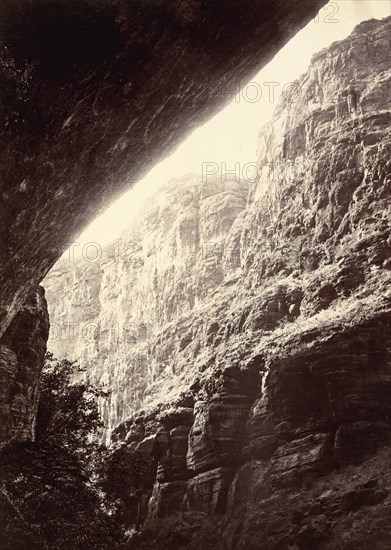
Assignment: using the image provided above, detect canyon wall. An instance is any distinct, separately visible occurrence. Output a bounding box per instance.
[44,18,391,549]
[44,173,249,434]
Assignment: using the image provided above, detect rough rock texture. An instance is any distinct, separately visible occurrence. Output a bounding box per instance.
[44,173,248,435]
[0,0,326,338]
[44,17,391,548]
[0,287,49,444]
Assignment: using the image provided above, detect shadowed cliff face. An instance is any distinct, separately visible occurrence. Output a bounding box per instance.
[0,287,49,444]
[0,0,326,338]
[44,17,391,547]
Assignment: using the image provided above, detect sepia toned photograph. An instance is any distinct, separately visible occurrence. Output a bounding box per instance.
[0,1,390,548]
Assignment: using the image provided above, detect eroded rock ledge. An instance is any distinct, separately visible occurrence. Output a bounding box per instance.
[118,312,391,549]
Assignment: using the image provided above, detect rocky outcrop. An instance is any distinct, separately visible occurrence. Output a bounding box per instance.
[0,0,326,339]
[44,17,391,548]
[0,287,49,444]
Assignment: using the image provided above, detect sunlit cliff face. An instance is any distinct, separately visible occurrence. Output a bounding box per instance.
[44,13,391,436]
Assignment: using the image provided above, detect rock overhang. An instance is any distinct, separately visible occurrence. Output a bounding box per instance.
[0,0,327,335]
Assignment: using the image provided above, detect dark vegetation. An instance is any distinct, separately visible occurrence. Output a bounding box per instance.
[0,353,219,549]
[0,353,154,550]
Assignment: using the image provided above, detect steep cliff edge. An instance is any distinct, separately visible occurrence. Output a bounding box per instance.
[44,17,391,549]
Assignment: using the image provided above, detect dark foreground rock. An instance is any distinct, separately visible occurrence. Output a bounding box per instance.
[0,287,49,444]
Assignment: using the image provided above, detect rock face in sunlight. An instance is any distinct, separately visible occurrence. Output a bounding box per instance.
[0,0,325,339]
[0,287,49,443]
[44,173,249,435]
[44,18,391,548]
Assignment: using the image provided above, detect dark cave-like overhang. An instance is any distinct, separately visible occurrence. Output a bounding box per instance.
[0,0,327,335]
